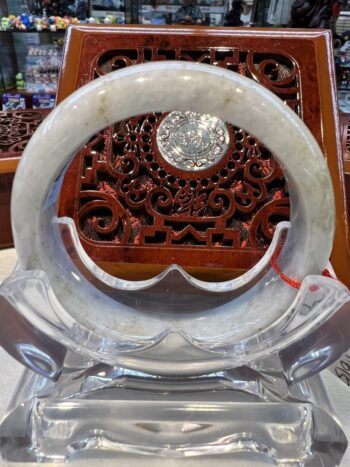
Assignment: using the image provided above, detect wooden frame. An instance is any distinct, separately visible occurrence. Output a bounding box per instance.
[55,25,350,285]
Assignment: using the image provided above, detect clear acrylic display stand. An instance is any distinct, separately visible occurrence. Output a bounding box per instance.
[0,62,349,465]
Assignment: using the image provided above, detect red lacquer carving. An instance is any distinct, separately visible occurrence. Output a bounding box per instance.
[69,46,294,259]
[78,114,289,251]
[0,110,49,158]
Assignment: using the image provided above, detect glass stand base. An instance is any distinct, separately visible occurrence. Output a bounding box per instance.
[0,362,347,466]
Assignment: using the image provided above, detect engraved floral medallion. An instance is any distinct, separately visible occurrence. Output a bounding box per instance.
[157,111,230,171]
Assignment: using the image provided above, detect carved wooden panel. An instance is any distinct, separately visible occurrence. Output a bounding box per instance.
[340,112,350,222]
[74,46,296,257]
[0,109,49,249]
[340,112,350,162]
[0,110,49,158]
[92,48,301,113]
[0,172,14,248]
[55,27,350,283]
[59,41,299,276]
[77,115,289,254]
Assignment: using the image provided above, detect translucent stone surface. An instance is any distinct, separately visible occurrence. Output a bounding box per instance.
[0,62,348,466]
[5,62,340,374]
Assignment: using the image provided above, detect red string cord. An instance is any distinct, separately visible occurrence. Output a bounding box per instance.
[271,252,335,289]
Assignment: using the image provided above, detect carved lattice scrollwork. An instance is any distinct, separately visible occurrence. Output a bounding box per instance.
[60,42,299,269]
[78,113,289,250]
[0,110,49,157]
[93,48,300,113]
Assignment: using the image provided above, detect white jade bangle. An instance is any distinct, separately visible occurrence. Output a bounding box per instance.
[10,62,335,372]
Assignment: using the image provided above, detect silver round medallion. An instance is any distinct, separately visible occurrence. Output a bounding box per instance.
[157,111,230,171]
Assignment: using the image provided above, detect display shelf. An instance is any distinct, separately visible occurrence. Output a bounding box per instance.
[0,88,55,110]
[141,4,225,13]
[0,87,53,94]
[0,30,63,107]
[0,29,66,33]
